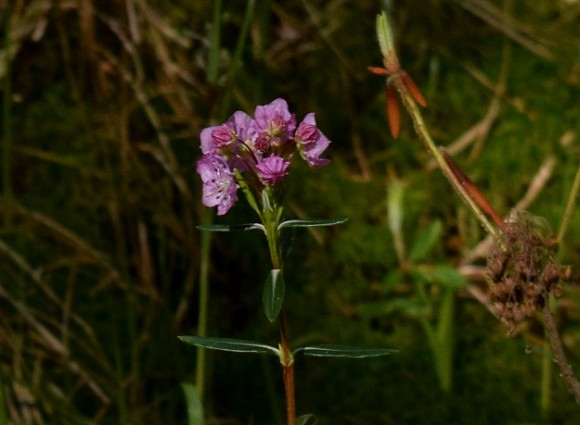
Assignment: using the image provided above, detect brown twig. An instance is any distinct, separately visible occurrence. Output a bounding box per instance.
[542,301,580,403]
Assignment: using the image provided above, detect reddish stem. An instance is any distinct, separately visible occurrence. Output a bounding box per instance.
[279,308,296,425]
[441,149,506,231]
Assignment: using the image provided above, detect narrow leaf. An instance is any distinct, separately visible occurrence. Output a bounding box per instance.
[433,264,467,289]
[278,218,348,229]
[376,11,395,58]
[368,66,389,76]
[386,85,400,139]
[296,344,397,359]
[196,223,264,232]
[401,72,427,107]
[408,220,442,262]
[434,287,455,392]
[178,336,279,355]
[297,414,318,425]
[263,269,285,322]
[235,168,261,216]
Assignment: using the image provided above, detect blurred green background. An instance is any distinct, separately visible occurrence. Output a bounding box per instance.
[1,0,580,424]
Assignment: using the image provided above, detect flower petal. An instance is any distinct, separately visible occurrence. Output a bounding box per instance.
[296,113,330,167]
[256,154,290,185]
[196,154,239,215]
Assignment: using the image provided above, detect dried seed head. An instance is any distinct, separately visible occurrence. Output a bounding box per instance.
[486,210,560,329]
[541,263,560,288]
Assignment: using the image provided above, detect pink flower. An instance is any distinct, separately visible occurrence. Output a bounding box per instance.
[200,111,256,155]
[256,155,290,185]
[252,98,296,151]
[196,99,331,215]
[295,113,330,167]
[196,154,239,215]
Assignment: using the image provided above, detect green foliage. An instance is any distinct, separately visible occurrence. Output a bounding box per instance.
[179,336,280,355]
[262,268,285,322]
[296,344,397,359]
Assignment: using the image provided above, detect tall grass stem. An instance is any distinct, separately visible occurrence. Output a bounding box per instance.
[557,163,580,245]
[195,208,212,401]
[2,4,14,226]
[207,0,223,85]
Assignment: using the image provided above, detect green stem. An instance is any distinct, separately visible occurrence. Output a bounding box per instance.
[195,208,212,402]
[434,287,454,392]
[207,0,222,85]
[541,337,552,414]
[391,74,503,245]
[263,193,283,270]
[262,200,295,425]
[2,3,14,226]
[557,162,580,245]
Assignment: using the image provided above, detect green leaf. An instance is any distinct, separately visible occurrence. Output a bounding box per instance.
[382,269,404,293]
[278,218,348,229]
[261,188,273,211]
[408,266,433,286]
[263,269,285,322]
[178,336,279,355]
[376,11,395,58]
[196,223,264,232]
[433,264,467,288]
[408,220,442,262]
[297,414,318,425]
[235,168,261,216]
[434,287,455,392]
[181,383,204,425]
[295,344,397,358]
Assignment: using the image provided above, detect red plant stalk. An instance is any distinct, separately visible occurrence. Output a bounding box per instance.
[279,309,296,425]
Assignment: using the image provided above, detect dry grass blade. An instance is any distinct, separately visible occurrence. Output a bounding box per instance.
[5,200,120,276]
[460,0,555,60]
[0,284,111,418]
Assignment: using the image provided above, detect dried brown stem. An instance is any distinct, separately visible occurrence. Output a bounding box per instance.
[542,301,580,403]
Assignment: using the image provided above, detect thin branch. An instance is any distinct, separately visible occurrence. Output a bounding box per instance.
[542,300,580,403]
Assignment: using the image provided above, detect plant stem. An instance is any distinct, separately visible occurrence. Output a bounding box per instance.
[207,0,222,85]
[279,308,296,425]
[540,338,552,414]
[557,162,580,245]
[263,201,295,425]
[390,74,504,246]
[2,3,14,227]
[542,299,580,403]
[195,208,212,402]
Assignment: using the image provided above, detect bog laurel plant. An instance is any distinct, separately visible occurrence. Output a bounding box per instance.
[180,98,396,425]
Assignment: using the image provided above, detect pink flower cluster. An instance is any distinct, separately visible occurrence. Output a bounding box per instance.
[197,98,330,215]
